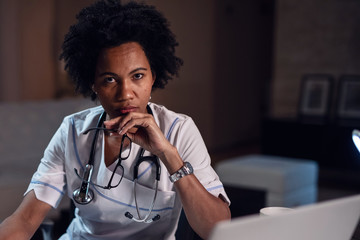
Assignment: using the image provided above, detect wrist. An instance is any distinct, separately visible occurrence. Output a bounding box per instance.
[169,162,193,183]
[157,144,183,174]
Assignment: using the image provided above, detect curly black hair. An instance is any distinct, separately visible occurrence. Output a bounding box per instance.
[60,0,183,100]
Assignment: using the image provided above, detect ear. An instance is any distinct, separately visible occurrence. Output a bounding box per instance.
[151,72,156,86]
[92,84,97,94]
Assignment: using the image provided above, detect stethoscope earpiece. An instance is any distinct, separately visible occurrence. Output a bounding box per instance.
[125,211,160,223]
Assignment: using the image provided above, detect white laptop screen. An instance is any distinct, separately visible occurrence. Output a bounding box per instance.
[209,194,360,240]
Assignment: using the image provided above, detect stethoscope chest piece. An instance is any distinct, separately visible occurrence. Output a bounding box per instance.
[73,187,94,205]
[73,164,95,205]
[72,112,106,205]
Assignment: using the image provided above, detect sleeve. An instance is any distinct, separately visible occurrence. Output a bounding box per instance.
[169,117,230,205]
[24,118,69,208]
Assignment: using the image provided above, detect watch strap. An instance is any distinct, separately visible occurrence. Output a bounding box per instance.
[169,162,193,183]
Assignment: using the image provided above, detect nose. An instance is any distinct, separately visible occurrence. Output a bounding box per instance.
[116,79,134,101]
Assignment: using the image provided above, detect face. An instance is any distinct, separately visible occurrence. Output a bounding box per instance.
[93,42,155,119]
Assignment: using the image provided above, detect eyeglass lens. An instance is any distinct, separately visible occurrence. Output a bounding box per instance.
[119,134,132,160]
[75,132,132,190]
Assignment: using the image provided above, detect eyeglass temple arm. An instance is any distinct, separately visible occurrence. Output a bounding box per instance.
[83,127,117,134]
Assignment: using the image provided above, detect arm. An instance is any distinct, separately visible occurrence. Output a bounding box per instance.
[0,190,52,240]
[105,112,231,239]
[159,146,231,239]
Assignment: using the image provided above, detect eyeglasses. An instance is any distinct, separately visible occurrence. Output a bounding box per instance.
[74,128,132,190]
[73,116,161,222]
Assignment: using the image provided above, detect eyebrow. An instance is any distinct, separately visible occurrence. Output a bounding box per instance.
[129,67,148,74]
[98,72,118,77]
[97,67,148,77]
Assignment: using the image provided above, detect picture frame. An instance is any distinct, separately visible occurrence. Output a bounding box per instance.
[337,75,360,119]
[298,74,333,118]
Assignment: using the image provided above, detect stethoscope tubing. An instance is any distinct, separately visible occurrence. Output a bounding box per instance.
[73,108,161,223]
[73,112,106,204]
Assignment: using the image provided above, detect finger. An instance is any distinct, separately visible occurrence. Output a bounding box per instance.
[103,113,141,132]
[104,117,121,129]
[115,112,151,131]
[118,115,151,135]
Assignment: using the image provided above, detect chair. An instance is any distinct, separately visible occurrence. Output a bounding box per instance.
[31,219,54,240]
[175,209,203,240]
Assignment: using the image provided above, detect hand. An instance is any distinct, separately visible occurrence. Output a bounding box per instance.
[103,112,171,157]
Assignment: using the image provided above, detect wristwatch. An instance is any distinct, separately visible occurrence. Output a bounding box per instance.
[169,162,193,183]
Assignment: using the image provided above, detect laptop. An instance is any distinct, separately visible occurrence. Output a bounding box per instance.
[209,194,360,240]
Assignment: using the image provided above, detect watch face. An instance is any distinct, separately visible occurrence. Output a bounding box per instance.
[184,162,193,174]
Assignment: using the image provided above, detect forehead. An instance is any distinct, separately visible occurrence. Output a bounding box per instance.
[96,42,150,70]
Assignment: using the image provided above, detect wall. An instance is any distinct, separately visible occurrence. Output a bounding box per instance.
[146,0,217,149]
[0,0,272,154]
[0,0,55,101]
[270,0,360,119]
[0,0,20,101]
[212,0,274,151]
[124,0,273,151]
[0,0,220,148]
[52,0,96,98]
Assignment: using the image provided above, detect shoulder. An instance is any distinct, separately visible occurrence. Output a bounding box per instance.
[149,102,192,126]
[62,105,104,133]
[148,102,197,139]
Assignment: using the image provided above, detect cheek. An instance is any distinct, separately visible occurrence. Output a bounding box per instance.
[96,89,113,103]
[142,81,154,94]
[141,88,151,98]
[146,85,154,95]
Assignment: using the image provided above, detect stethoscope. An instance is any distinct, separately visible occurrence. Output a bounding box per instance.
[73,106,161,223]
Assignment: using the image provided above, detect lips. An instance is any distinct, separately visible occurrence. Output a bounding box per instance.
[118,106,138,115]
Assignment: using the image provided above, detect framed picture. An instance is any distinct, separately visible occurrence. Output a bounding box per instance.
[298,74,333,118]
[337,75,360,119]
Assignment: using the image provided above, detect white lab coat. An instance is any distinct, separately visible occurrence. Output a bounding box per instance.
[26,102,229,239]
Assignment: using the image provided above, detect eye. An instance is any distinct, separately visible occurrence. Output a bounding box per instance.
[133,73,144,80]
[104,77,116,83]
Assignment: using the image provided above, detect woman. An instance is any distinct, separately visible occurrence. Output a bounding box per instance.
[0,1,230,239]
